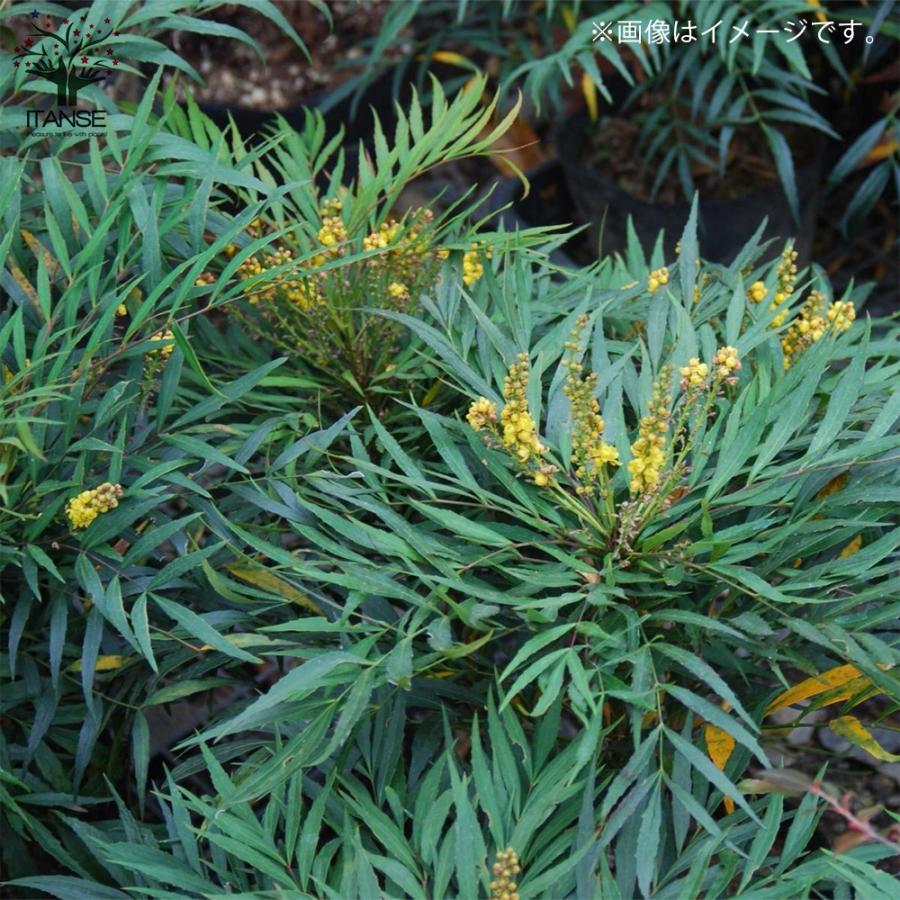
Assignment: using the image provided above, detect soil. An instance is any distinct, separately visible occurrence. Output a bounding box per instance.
[164,0,404,110]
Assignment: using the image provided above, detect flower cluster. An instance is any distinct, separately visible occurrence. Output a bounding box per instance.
[489,847,521,900]
[139,329,176,399]
[747,280,768,304]
[771,244,798,327]
[781,292,855,368]
[467,355,551,485]
[238,246,321,310]
[193,271,216,289]
[66,482,123,530]
[712,345,741,382]
[363,208,439,288]
[627,366,672,495]
[308,212,348,268]
[679,356,709,391]
[747,244,797,328]
[317,213,346,250]
[362,220,401,253]
[462,243,491,286]
[148,329,175,362]
[387,281,409,305]
[228,203,461,395]
[827,300,856,332]
[564,315,619,493]
[466,397,497,431]
[501,354,545,465]
[647,266,669,293]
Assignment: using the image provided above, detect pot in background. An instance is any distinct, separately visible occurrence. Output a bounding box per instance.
[556,112,822,264]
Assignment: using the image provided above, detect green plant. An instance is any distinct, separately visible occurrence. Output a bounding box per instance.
[7,701,900,898]
[2,6,898,890]
[0,65,311,878]
[183,75,566,418]
[180,214,897,894]
[16,216,886,897]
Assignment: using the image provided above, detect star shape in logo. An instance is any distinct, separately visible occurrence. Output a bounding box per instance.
[30,9,40,18]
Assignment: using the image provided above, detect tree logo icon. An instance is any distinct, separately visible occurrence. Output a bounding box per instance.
[13,10,122,106]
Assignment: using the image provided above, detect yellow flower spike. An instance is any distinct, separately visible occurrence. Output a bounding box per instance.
[388,281,409,301]
[116,303,127,317]
[679,357,709,391]
[712,346,741,381]
[747,281,768,304]
[762,243,800,329]
[149,329,175,362]
[319,196,342,218]
[562,315,620,494]
[462,245,486,286]
[628,367,672,496]
[490,848,522,900]
[647,266,669,294]
[499,354,544,464]
[66,482,124,530]
[317,215,347,249]
[826,300,855,333]
[466,397,497,432]
[588,441,619,468]
[781,292,852,369]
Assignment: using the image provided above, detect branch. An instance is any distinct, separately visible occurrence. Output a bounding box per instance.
[72,68,110,83]
[82,29,114,50]
[13,47,50,61]
[809,781,900,854]
[27,24,67,43]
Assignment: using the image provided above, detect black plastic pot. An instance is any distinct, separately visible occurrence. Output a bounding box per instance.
[556,113,822,264]
[197,71,407,149]
[482,161,582,269]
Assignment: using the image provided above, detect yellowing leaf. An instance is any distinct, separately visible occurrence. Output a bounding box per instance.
[20,228,60,278]
[830,716,900,762]
[421,379,441,408]
[705,723,736,814]
[227,565,322,615]
[809,675,877,712]
[431,50,478,71]
[9,263,38,307]
[705,723,736,769]
[861,137,898,167]
[198,633,271,653]
[766,664,863,715]
[69,654,130,672]
[816,472,849,499]
[838,534,863,558]
[443,629,494,659]
[582,71,598,122]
